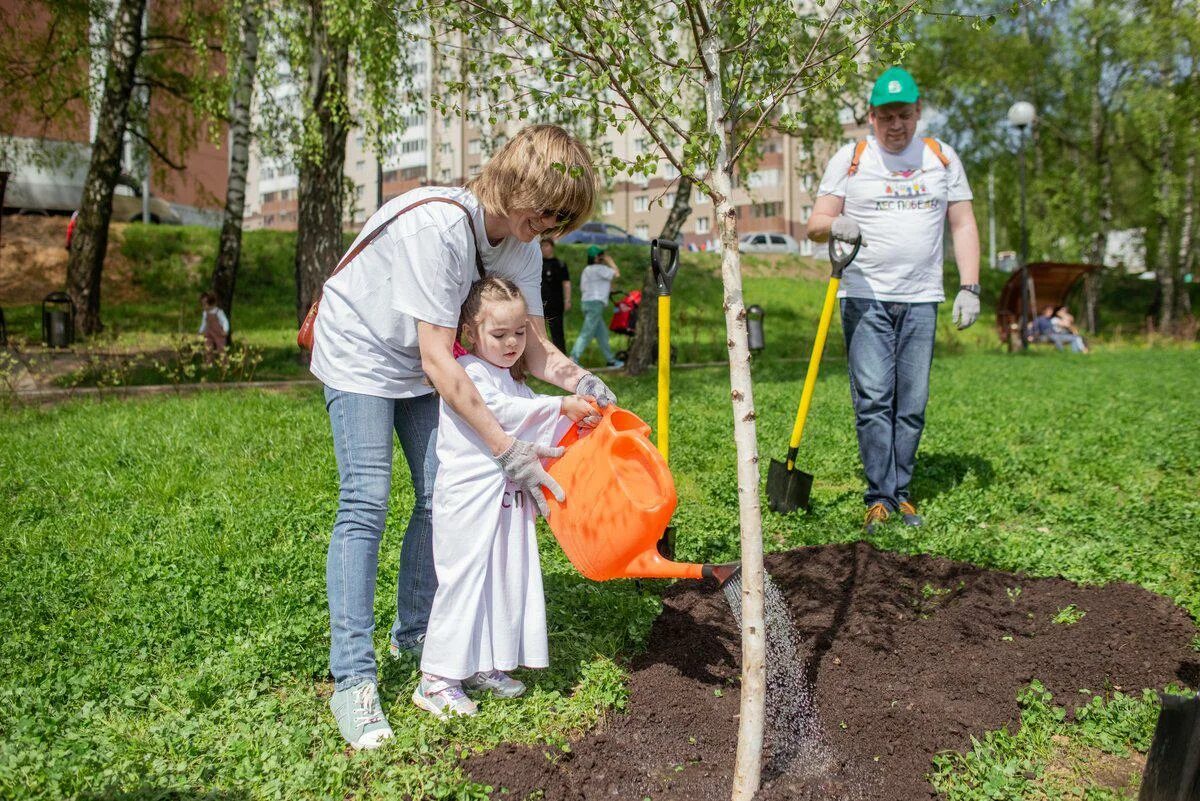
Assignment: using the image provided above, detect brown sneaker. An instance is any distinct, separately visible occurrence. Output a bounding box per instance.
[897,501,923,527]
[863,502,890,534]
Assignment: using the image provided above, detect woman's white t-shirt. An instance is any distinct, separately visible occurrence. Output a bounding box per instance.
[817,136,973,303]
[309,186,542,398]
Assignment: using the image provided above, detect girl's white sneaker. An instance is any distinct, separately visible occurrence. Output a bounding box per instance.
[463,669,526,698]
[412,677,478,719]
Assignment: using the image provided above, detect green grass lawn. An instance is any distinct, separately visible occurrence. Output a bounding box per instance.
[1,343,1197,798]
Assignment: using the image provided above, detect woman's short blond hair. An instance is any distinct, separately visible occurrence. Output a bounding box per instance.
[468,124,595,237]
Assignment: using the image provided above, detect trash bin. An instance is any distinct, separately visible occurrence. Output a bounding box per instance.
[42,292,75,348]
[747,304,765,352]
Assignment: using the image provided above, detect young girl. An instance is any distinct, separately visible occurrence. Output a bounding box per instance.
[414,276,596,718]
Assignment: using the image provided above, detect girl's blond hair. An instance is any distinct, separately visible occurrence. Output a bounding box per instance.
[468,125,595,237]
[459,275,529,382]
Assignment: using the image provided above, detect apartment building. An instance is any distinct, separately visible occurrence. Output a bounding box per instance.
[243,37,864,252]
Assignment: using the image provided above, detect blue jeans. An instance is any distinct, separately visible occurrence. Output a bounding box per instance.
[570,300,615,363]
[324,386,439,690]
[840,299,937,510]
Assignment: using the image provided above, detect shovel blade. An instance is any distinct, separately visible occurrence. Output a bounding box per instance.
[766,459,814,514]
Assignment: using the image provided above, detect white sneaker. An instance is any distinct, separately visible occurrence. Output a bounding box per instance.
[463,669,526,698]
[329,681,393,749]
[412,676,478,719]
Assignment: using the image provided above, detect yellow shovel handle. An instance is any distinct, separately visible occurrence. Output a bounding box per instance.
[787,277,840,468]
[657,294,671,463]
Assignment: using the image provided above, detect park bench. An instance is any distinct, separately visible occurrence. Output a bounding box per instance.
[996,262,1100,351]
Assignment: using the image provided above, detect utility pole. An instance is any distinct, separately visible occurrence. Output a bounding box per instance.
[988,167,996,271]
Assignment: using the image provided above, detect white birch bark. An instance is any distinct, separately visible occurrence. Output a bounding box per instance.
[697,16,766,801]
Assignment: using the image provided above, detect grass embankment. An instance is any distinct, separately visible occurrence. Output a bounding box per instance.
[1,345,1197,798]
[3,222,1189,391]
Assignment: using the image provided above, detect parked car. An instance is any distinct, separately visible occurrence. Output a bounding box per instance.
[738,232,803,254]
[559,221,650,246]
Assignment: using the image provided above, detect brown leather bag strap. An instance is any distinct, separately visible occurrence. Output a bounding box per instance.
[328,196,486,282]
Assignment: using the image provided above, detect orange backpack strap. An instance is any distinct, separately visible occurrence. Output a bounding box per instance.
[923,137,951,168]
[847,140,869,177]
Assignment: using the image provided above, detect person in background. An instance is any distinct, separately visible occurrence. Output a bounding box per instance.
[539,238,571,352]
[198,291,230,359]
[1053,306,1089,353]
[570,245,623,368]
[1030,305,1087,353]
[807,65,980,535]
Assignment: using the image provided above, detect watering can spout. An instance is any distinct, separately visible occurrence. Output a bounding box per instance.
[702,562,742,588]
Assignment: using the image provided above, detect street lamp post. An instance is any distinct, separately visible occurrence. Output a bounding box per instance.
[1008,100,1036,350]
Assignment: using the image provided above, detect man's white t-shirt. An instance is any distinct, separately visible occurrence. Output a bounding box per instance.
[310,186,542,398]
[817,135,972,303]
[579,264,616,303]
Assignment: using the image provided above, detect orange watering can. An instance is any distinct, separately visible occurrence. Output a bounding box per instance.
[542,405,739,585]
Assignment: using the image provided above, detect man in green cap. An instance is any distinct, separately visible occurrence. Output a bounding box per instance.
[570,244,623,368]
[807,65,981,534]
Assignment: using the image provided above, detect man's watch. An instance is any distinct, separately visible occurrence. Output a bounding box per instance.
[960,284,981,296]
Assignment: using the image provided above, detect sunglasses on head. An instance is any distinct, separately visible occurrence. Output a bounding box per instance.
[537,208,573,225]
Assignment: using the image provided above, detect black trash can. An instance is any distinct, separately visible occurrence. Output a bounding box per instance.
[747,304,765,352]
[42,292,75,349]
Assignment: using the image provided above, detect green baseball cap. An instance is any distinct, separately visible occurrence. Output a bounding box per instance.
[869,66,920,107]
[586,245,605,259]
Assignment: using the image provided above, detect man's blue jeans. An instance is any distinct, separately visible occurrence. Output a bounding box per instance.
[840,299,938,510]
[324,386,439,691]
[570,300,615,363]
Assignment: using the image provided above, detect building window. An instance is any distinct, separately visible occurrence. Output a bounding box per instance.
[355,159,365,170]
[694,190,708,205]
[401,165,425,180]
[468,139,481,154]
[468,164,482,178]
[753,202,782,218]
[802,204,812,219]
[401,139,426,154]
[439,168,452,183]
[634,137,647,153]
[635,223,650,239]
[634,195,648,212]
[747,169,780,188]
[665,192,675,207]
[696,216,710,234]
[440,142,452,154]
[602,198,614,215]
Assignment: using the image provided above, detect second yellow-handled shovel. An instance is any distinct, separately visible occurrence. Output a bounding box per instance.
[766,234,862,513]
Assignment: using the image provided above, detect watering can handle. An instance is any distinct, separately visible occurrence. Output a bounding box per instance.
[651,239,680,296]
[828,235,862,279]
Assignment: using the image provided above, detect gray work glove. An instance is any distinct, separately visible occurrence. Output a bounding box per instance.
[830,215,861,244]
[952,289,981,329]
[497,438,565,517]
[575,372,617,408]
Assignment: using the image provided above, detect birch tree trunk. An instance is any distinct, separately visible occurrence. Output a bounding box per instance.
[1083,29,1110,335]
[627,176,693,375]
[211,1,260,340]
[1154,65,1175,333]
[66,0,147,336]
[1176,120,1195,321]
[294,1,350,330]
[697,21,766,801]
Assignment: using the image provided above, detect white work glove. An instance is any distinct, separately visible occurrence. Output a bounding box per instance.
[497,438,565,517]
[575,372,617,408]
[830,215,861,244]
[952,290,980,330]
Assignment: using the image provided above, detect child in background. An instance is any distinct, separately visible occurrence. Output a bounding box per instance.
[570,245,623,368]
[414,275,596,718]
[198,292,230,359]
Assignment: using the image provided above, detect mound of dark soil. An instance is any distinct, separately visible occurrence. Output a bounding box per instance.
[465,542,1198,800]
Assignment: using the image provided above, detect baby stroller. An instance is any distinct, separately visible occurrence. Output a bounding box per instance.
[608,288,642,362]
[607,288,677,364]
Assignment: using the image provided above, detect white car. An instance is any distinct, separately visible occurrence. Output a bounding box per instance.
[738,232,803,254]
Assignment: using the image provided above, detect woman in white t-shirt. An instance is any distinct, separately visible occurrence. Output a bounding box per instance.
[311,125,617,750]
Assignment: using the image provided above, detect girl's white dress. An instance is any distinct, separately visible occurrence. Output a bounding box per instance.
[420,354,572,679]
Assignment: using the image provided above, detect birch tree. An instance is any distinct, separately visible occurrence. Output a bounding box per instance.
[422,0,921,793]
[209,0,262,332]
